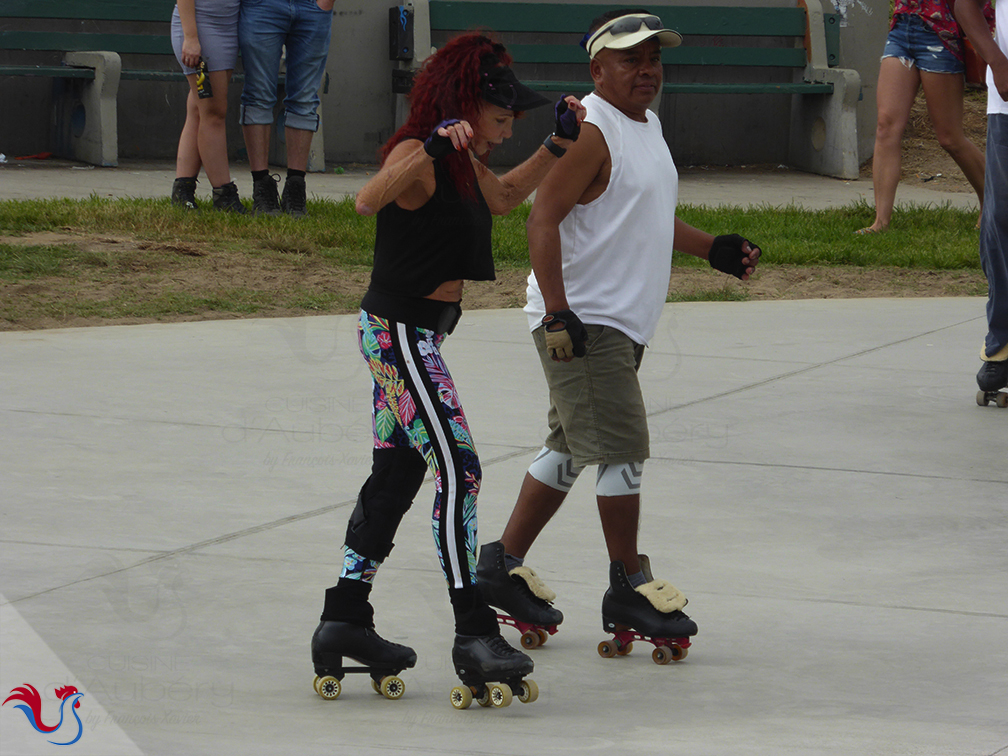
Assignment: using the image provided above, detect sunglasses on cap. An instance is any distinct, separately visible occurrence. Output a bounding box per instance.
[581,14,664,53]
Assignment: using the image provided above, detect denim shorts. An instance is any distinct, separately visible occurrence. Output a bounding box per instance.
[882,13,964,74]
[238,0,333,131]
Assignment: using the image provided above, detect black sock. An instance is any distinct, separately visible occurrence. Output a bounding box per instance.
[251,169,269,182]
[287,168,306,180]
[320,579,375,627]
[449,585,499,637]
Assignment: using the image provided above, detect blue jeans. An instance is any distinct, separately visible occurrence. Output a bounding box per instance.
[882,13,964,75]
[238,0,332,132]
[980,114,1008,358]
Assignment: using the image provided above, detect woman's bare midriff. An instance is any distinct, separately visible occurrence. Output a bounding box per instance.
[426,279,464,302]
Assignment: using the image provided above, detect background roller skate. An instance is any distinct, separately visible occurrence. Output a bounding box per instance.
[598,555,698,665]
[976,358,1008,408]
[476,541,562,649]
[449,634,539,710]
[311,621,417,701]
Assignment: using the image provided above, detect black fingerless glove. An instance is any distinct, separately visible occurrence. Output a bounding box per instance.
[542,309,588,359]
[424,119,461,159]
[708,234,757,279]
[553,95,580,141]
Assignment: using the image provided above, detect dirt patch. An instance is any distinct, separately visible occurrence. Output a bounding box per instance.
[0,228,988,331]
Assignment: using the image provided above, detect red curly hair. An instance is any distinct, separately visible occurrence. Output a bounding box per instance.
[382,33,513,199]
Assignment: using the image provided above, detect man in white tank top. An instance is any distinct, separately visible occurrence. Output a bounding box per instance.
[954,0,1008,400]
[477,11,762,651]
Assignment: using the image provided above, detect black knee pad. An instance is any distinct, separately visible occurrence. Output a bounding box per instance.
[345,448,428,562]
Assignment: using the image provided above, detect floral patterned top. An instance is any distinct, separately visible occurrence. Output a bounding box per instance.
[892,0,996,61]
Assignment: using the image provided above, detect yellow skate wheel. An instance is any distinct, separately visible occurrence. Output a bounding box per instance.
[517,679,539,704]
[977,390,989,406]
[313,675,322,694]
[520,630,540,649]
[598,640,617,658]
[380,676,406,700]
[450,685,473,710]
[490,683,513,708]
[616,641,633,656]
[671,644,688,661]
[998,393,1008,409]
[536,629,549,646]
[316,675,342,700]
[371,679,381,694]
[476,685,493,707]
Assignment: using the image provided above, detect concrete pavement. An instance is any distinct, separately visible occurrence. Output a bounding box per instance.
[0,157,983,210]
[1,161,1005,756]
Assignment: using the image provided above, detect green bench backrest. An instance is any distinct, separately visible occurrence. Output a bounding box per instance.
[429,2,839,68]
[1,0,177,23]
[0,0,178,55]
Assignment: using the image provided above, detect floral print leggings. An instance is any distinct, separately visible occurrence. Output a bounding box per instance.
[355,309,481,589]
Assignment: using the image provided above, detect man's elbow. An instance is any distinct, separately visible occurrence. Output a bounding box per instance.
[355,194,375,216]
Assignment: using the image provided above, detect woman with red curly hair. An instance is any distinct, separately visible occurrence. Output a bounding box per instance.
[310,33,585,703]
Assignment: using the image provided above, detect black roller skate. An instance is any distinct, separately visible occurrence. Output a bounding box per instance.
[598,555,698,665]
[476,541,562,649]
[449,634,538,710]
[311,621,417,701]
[976,360,1008,408]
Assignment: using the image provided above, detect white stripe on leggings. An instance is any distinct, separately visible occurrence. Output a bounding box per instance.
[395,323,463,588]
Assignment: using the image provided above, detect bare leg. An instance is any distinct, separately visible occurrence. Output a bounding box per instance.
[597,494,641,574]
[920,69,985,207]
[193,70,234,188]
[499,474,568,559]
[284,126,315,172]
[864,56,920,233]
[243,123,272,172]
[175,89,202,179]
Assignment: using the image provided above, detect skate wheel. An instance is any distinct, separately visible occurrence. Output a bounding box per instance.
[380,675,406,700]
[313,675,322,695]
[598,640,617,658]
[536,629,549,646]
[671,644,688,661]
[517,679,539,704]
[652,646,672,665]
[616,641,633,656]
[476,685,493,707]
[997,393,1008,408]
[371,678,381,694]
[520,630,541,649]
[450,685,473,710]
[977,390,989,406]
[489,683,513,708]
[316,675,341,700]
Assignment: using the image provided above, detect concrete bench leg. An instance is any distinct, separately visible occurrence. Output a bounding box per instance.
[789,67,861,180]
[60,51,121,167]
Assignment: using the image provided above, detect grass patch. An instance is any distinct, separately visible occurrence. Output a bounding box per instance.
[0,243,78,279]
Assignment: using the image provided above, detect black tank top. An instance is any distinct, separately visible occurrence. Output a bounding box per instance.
[369,157,495,298]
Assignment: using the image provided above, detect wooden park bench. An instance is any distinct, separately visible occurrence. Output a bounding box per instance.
[0,0,326,169]
[390,1,861,178]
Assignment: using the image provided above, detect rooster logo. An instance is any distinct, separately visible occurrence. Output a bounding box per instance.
[3,683,84,746]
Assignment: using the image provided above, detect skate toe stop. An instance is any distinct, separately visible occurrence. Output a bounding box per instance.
[636,579,687,613]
